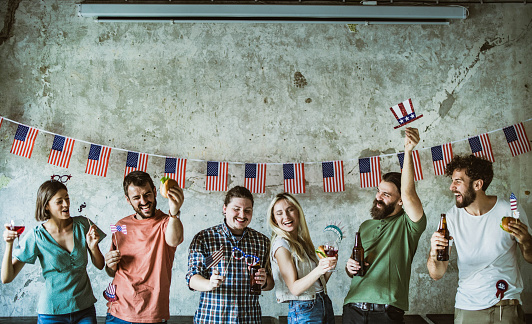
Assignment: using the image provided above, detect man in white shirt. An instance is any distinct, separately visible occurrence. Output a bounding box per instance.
[427,154,531,324]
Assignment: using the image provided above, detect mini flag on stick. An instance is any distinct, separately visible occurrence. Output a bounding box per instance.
[103,283,118,302]
[205,245,225,269]
[10,125,38,159]
[165,157,187,189]
[206,161,228,191]
[85,144,111,177]
[124,151,148,177]
[431,143,453,176]
[322,160,345,192]
[469,133,494,162]
[245,163,266,194]
[397,150,423,181]
[283,163,306,194]
[111,224,127,234]
[503,123,531,157]
[48,135,75,168]
[359,157,381,188]
[510,193,517,211]
[389,99,423,129]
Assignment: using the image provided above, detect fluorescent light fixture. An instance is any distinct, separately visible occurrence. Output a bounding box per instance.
[77,4,468,25]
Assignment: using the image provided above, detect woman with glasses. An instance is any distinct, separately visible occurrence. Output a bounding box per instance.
[1,177,106,324]
[268,193,337,324]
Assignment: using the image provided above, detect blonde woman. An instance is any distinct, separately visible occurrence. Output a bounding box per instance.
[268,193,337,324]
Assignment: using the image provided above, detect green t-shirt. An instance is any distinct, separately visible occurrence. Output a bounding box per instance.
[15,216,106,315]
[343,211,426,311]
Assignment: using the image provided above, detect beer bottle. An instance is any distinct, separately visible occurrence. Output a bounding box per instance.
[249,264,262,295]
[352,231,365,276]
[437,214,450,261]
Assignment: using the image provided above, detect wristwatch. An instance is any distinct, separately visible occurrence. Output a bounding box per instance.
[169,210,181,219]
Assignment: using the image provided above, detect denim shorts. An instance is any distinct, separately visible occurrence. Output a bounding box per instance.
[288,292,335,324]
[37,305,97,324]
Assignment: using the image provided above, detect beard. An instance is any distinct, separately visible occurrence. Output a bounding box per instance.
[370,198,398,220]
[133,199,157,219]
[454,182,477,208]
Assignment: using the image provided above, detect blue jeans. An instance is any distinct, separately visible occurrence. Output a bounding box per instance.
[37,305,96,324]
[288,292,335,324]
[105,313,166,324]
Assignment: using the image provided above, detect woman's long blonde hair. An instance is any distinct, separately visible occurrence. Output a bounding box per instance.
[267,193,317,262]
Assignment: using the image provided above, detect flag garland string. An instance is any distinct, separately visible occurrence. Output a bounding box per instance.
[0,115,530,192]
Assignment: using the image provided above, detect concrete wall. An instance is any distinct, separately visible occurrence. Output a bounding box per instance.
[1,0,531,317]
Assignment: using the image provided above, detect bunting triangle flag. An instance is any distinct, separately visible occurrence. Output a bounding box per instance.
[124,151,148,177]
[244,163,266,194]
[431,143,453,176]
[164,157,187,189]
[85,144,111,177]
[503,123,531,157]
[206,161,228,191]
[359,157,381,188]
[48,135,75,168]
[10,125,38,159]
[397,150,423,181]
[283,163,306,194]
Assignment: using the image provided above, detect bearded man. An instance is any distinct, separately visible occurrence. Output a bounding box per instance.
[427,155,531,324]
[343,127,426,324]
[104,171,184,324]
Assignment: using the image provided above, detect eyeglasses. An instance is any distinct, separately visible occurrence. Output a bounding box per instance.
[51,174,72,183]
[232,247,260,266]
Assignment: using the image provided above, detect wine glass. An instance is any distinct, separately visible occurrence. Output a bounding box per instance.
[322,241,339,272]
[9,219,25,248]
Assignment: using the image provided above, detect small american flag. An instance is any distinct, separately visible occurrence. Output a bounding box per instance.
[10,125,39,159]
[48,135,75,168]
[245,163,266,194]
[503,123,530,157]
[510,193,517,211]
[389,98,423,129]
[431,143,453,176]
[85,144,111,177]
[124,151,148,177]
[165,157,187,189]
[322,161,345,192]
[205,245,225,269]
[283,163,306,194]
[359,157,381,188]
[397,150,423,181]
[468,133,494,162]
[103,283,118,302]
[206,161,228,191]
[111,224,127,234]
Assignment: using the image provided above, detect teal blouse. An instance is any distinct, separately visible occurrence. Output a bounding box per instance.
[14,216,106,315]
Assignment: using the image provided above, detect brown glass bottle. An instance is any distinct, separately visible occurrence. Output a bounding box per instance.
[351,232,365,276]
[249,264,262,295]
[437,214,450,261]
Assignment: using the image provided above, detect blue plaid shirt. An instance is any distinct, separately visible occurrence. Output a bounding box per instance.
[186,221,270,324]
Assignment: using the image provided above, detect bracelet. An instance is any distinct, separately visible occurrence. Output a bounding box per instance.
[169,210,181,219]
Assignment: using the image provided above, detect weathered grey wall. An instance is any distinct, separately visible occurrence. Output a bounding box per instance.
[1,0,531,317]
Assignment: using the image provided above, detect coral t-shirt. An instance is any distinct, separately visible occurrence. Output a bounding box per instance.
[107,210,176,323]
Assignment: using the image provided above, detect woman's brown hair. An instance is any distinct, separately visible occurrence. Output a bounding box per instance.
[35,180,68,221]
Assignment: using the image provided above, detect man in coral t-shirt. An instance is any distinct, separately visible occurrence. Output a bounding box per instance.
[104,171,184,324]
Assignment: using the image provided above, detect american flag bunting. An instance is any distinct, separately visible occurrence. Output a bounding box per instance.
[10,125,38,159]
[359,157,381,188]
[165,157,187,189]
[503,123,530,157]
[283,163,306,194]
[205,245,225,269]
[48,135,75,168]
[322,160,345,192]
[110,224,127,234]
[431,143,453,176]
[124,151,148,177]
[85,144,111,177]
[468,133,494,162]
[245,163,266,194]
[206,161,228,191]
[397,150,423,181]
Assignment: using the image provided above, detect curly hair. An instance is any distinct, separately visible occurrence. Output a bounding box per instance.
[224,186,254,207]
[445,155,493,191]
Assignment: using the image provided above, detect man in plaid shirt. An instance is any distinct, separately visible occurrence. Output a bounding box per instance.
[186,186,274,323]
